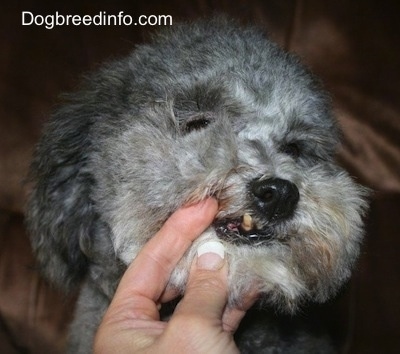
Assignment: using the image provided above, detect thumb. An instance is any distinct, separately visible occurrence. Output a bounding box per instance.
[162,242,239,354]
[173,241,228,321]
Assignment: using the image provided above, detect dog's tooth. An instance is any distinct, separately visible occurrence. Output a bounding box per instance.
[241,213,253,231]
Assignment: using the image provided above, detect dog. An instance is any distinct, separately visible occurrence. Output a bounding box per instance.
[26,17,368,353]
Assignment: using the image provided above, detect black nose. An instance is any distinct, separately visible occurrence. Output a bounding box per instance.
[251,177,299,222]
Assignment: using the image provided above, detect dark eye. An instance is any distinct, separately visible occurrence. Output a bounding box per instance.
[183,117,211,133]
[281,142,301,159]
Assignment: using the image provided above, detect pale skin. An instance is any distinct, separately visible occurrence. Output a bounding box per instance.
[93,198,257,354]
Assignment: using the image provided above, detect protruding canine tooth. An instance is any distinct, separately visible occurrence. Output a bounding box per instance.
[241,213,253,231]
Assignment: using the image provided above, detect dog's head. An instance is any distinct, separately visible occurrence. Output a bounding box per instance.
[26,18,368,310]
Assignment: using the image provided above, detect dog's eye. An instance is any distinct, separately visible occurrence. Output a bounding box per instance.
[281,143,301,159]
[183,118,211,133]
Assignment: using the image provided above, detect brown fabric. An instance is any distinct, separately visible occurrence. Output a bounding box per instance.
[0,210,75,354]
[285,1,400,192]
[1,0,399,353]
[350,193,400,353]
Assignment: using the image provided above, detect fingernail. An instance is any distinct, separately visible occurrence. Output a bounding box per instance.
[197,241,225,270]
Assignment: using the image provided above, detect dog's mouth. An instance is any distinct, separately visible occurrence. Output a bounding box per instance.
[213,213,274,246]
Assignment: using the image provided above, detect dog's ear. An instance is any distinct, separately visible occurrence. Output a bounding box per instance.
[26,98,96,291]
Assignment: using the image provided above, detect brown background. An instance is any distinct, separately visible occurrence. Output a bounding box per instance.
[1,0,399,353]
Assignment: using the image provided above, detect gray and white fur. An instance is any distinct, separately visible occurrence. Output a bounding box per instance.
[26,17,368,353]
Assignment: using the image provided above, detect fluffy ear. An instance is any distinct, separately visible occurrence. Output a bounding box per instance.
[26,98,96,291]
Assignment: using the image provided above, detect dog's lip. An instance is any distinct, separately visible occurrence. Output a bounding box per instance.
[213,214,274,245]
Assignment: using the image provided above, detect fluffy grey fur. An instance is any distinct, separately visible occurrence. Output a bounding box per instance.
[26,17,368,353]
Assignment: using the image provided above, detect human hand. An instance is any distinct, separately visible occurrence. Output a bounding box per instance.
[94,198,255,354]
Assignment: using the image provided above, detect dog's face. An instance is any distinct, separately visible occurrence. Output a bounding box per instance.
[27,18,368,311]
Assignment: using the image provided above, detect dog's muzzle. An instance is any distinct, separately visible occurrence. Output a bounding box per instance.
[214,177,299,245]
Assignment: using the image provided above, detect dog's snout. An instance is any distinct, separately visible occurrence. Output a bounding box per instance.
[251,178,299,222]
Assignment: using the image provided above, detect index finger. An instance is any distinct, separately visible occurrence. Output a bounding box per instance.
[112,198,218,308]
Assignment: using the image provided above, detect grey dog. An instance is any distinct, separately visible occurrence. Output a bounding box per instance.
[26,17,368,353]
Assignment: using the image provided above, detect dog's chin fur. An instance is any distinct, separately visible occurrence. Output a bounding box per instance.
[26,17,368,353]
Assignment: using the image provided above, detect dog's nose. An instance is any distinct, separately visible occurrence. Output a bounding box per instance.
[251,177,299,222]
